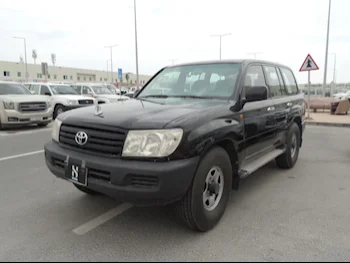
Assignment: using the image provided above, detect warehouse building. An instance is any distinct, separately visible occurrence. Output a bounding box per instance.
[0,60,151,85]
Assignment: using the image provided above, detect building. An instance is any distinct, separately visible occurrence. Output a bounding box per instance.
[0,60,152,85]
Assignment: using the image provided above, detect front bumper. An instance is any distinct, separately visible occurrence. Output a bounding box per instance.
[0,108,53,126]
[44,141,199,206]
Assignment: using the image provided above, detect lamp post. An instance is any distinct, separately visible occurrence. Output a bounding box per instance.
[247,52,264,59]
[322,0,332,97]
[211,33,231,60]
[13,37,28,82]
[105,45,118,83]
[134,0,140,89]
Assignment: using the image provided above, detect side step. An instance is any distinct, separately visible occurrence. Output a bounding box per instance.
[238,149,285,179]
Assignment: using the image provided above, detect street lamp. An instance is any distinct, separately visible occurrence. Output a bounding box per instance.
[247,52,264,59]
[329,53,336,97]
[169,59,178,65]
[13,37,28,82]
[133,0,140,89]
[211,33,231,60]
[106,60,111,82]
[105,44,118,83]
[322,0,332,97]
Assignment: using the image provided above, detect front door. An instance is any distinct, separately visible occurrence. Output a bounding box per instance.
[242,65,277,159]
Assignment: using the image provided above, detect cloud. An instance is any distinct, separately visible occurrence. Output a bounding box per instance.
[0,0,349,84]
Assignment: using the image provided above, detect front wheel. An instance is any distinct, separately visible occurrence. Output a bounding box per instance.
[276,122,301,169]
[53,105,65,120]
[174,147,232,232]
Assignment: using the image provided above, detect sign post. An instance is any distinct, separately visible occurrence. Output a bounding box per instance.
[118,68,123,99]
[299,54,319,119]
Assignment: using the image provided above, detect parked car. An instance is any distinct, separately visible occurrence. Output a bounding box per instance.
[71,83,130,104]
[44,59,306,232]
[24,82,97,119]
[0,81,52,129]
[333,90,350,100]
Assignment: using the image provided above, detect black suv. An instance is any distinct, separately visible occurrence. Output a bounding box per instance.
[44,60,306,232]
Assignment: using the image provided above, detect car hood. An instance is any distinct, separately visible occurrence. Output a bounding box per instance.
[0,94,50,103]
[54,94,95,101]
[60,98,231,130]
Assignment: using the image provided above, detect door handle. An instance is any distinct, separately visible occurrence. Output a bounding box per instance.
[267,106,275,112]
[287,102,293,107]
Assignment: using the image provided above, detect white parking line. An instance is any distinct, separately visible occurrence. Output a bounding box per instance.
[72,203,134,235]
[0,127,52,136]
[0,150,44,162]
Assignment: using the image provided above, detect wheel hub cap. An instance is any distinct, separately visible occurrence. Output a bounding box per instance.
[203,166,224,212]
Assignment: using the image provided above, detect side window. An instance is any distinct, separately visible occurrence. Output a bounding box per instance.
[263,66,283,97]
[280,67,299,95]
[276,68,287,95]
[71,85,81,94]
[244,65,266,94]
[82,86,92,94]
[40,85,51,95]
[31,84,41,94]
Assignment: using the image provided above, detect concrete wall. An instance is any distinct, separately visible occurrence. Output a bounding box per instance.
[0,61,151,85]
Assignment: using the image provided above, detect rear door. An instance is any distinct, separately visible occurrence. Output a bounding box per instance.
[263,65,290,146]
[243,64,277,159]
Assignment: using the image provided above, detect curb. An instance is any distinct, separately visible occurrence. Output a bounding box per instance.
[306,121,350,128]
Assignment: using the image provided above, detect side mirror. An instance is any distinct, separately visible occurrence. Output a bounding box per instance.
[45,92,51,96]
[245,86,268,103]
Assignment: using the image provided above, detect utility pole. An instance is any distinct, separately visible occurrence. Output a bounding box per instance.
[211,33,231,60]
[322,0,332,97]
[134,0,140,89]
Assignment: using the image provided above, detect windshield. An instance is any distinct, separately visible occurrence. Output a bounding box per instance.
[0,83,32,95]
[137,63,241,99]
[51,85,78,95]
[92,86,113,95]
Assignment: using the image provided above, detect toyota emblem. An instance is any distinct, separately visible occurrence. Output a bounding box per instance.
[75,131,88,146]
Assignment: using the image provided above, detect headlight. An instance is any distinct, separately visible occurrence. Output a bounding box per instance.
[67,100,79,106]
[122,129,183,158]
[52,119,62,142]
[3,101,15,110]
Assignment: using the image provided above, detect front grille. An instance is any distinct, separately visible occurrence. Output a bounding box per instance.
[79,100,94,105]
[59,123,127,157]
[19,102,47,112]
[88,168,111,181]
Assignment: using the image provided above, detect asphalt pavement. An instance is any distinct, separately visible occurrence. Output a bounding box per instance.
[0,125,349,261]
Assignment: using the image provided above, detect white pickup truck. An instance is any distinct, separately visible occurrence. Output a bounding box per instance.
[24,82,97,119]
[0,81,53,129]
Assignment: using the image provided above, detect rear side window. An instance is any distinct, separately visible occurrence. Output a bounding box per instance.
[280,67,299,95]
[264,66,283,97]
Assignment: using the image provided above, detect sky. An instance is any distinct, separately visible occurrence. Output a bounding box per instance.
[1,0,349,84]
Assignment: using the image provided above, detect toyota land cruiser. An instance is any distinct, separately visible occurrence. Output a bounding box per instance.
[44,60,306,232]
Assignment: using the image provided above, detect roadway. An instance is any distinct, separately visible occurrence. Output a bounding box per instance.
[0,125,349,261]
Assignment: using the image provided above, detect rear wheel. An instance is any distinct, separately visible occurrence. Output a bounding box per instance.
[174,147,232,232]
[73,184,100,195]
[276,122,301,169]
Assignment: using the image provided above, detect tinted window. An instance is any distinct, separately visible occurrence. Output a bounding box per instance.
[0,83,31,95]
[40,85,51,95]
[276,68,287,95]
[264,66,283,97]
[138,63,241,99]
[244,65,266,94]
[280,67,299,95]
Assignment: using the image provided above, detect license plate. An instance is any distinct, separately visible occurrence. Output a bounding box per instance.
[66,159,88,186]
[30,117,42,122]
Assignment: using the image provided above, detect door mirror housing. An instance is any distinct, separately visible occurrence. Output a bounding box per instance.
[45,92,51,96]
[245,86,268,103]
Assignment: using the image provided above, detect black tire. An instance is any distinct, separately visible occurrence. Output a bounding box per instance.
[37,122,49,127]
[73,184,100,195]
[53,105,65,120]
[174,147,232,232]
[276,122,301,169]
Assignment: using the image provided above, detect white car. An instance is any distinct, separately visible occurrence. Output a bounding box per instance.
[333,90,350,100]
[71,83,130,104]
[24,82,97,119]
[0,81,53,129]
